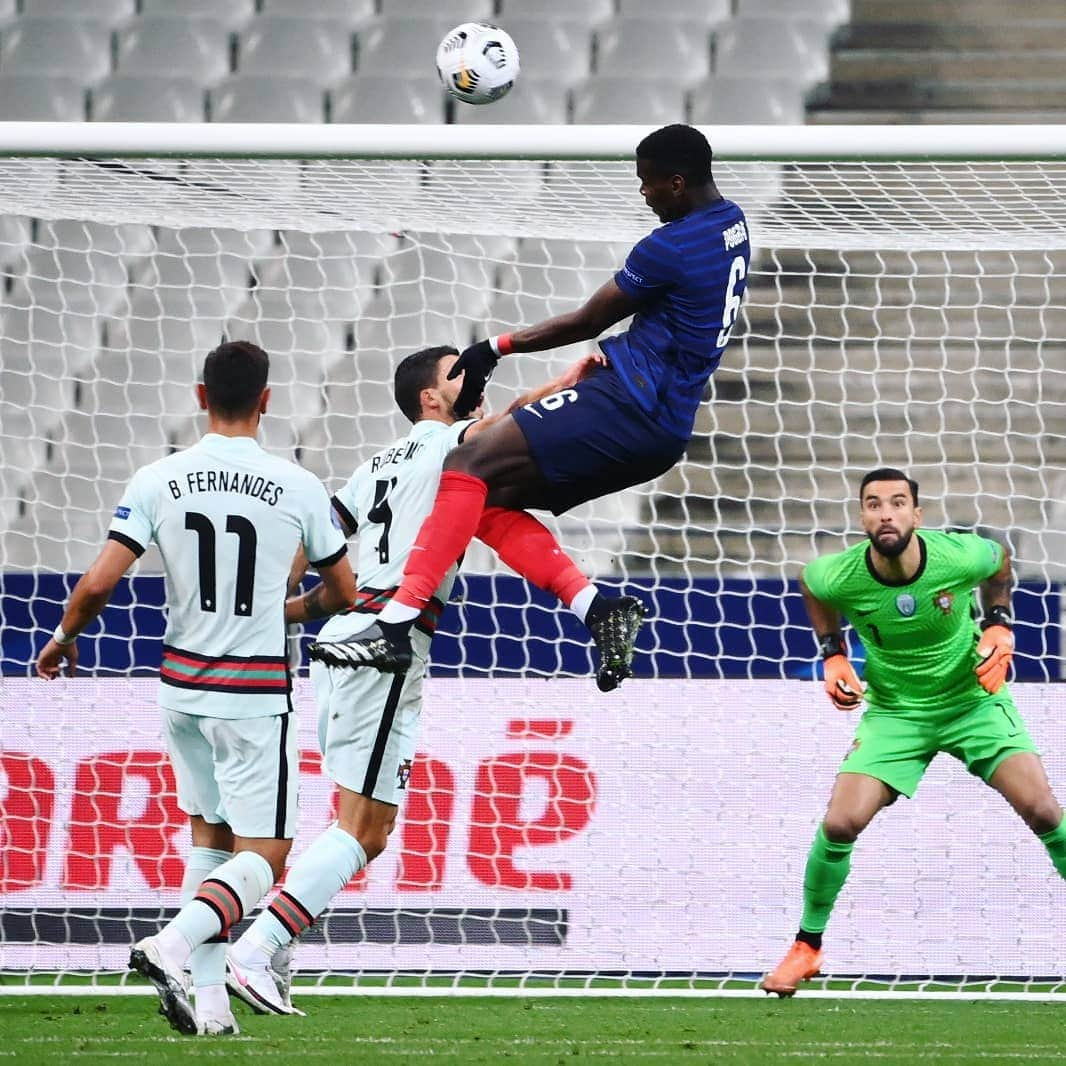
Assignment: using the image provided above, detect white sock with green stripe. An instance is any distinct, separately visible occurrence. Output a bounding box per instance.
[157,851,275,966]
[232,826,367,966]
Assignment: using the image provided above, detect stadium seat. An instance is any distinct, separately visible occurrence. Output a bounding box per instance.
[355,18,456,77]
[254,232,370,321]
[1,19,113,83]
[0,304,94,425]
[225,293,341,424]
[571,77,686,125]
[469,17,591,86]
[379,0,493,18]
[596,20,712,85]
[21,0,135,28]
[713,18,831,83]
[110,317,223,429]
[497,0,614,25]
[0,74,85,121]
[296,411,367,487]
[354,302,478,369]
[40,218,155,265]
[91,75,205,122]
[140,0,256,32]
[237,17,354,86]
[689,75,807,124]
[116,16,231,82]
[374,234,497,320]
[0,215,31,270]
[210,75,325,124]
[451,80,575,125]
[618,0,732,21]
[15,242,129,318]
[330,75,446,124]
[738,0,850,24]
[261,0,375,25]
[66,368,171,471]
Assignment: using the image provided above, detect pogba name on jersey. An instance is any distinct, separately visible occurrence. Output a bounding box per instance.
[167,468,285,506]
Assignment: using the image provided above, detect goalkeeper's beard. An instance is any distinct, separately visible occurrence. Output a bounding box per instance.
[868,527,914,559]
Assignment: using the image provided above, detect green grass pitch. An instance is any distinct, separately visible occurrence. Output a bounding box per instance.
[2,996,1066,1064]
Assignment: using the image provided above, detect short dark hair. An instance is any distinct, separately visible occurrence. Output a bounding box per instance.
[860,467,919,507]
[636,124,714,185]
[202,340,269,419]
[394,345,457,424]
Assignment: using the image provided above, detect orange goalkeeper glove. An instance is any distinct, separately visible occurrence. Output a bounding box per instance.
[818,633,865,711]
[976,607,1013,694]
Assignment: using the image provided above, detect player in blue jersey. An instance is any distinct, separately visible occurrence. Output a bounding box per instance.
[310,124,750,688]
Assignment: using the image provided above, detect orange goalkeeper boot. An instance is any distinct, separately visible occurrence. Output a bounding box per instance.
[761,941,823,997]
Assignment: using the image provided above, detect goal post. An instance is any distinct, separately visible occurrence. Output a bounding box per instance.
[2,124,1066,997]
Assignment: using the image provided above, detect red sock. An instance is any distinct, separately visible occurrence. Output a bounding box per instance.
[394,471,488,610]
[475,507,591,606]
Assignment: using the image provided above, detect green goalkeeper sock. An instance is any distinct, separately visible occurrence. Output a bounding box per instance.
[1038,819,1066,880]
[799,824,854,935]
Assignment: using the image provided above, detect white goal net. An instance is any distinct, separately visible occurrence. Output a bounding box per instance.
[2,125,1065,995]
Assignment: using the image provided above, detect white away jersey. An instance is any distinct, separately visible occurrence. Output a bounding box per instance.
[322,418,474,640]
[108,433,347,719]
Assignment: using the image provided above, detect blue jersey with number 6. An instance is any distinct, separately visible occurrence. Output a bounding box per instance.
[601,198,750,440]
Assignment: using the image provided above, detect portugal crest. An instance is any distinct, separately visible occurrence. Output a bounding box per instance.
[895,593,917,617]
[933,589,955,615]
[396,758,413,790]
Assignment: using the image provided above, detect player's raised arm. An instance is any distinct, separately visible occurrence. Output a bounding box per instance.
[36,538,139,679]
[800,575,865,712]
[448,280,641,417]
[976,542,1015,694]
[462,352,607,440]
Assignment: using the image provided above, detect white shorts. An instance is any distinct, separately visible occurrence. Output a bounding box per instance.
[310,633,428,806]
[162,709,298,839]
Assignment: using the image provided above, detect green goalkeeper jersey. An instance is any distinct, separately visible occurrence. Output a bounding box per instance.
[803,530,1005,715]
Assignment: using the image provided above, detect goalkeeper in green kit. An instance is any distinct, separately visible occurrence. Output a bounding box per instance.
[763,467,1066,996]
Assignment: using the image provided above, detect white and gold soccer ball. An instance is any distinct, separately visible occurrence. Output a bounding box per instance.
[435,22,520,106]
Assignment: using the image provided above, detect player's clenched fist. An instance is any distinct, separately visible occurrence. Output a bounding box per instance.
[824,654,865,711]
[448,336,503,418]
[975,624,1013,694]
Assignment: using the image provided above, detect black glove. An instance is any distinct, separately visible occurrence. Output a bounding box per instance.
[448,338,499,418]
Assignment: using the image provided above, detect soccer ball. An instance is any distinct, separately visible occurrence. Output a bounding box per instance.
[435,23,519,106]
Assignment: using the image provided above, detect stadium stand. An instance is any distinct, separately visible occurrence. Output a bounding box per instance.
[0,73,86,120]
[1,18,113,82]
[115,16,231,82]
[236,16,353,86]
[90,74,205,122]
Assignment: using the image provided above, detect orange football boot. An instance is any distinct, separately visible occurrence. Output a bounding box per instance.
[761,941,824,997]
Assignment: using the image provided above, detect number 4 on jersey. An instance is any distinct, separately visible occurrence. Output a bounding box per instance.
[368,477,397,564]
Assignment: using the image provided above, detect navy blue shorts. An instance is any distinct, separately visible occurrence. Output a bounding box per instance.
[511,365,688,515]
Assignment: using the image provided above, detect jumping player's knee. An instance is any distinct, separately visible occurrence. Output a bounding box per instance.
[1021,794,1063,836]
[821,814,866,844]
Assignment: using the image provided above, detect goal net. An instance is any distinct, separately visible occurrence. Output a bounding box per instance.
[2,125,1065,996]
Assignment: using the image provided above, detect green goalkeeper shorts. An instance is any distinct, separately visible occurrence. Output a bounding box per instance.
[839,692,1038,798]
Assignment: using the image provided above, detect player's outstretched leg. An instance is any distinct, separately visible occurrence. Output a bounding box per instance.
[129,937,198,1035]
[308,622,412,674]
[229,824,369,1015]
[587,595,647,692]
